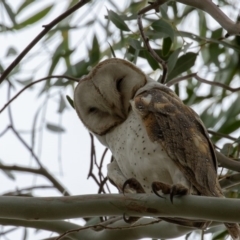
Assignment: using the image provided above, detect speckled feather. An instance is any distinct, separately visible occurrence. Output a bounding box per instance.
[134,87,222,197]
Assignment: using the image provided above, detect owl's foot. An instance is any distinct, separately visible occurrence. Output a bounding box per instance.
[151,182,169,199]
[122,178,145,194]
[152,182,188,203]
[122,178,144,225]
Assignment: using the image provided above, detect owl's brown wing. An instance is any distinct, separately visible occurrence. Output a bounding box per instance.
[135,86,222,197]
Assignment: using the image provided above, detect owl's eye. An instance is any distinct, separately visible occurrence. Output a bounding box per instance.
[88,107,98,113]
[116,77,124,92]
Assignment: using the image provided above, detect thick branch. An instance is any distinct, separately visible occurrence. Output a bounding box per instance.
[176,0,240,36]
[0,194,240,223]
[216,151,240,172]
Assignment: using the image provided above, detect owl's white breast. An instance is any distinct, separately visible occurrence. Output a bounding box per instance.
[102,110,189,193]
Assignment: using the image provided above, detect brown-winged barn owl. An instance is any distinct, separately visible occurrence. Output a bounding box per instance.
[74,58,240,239]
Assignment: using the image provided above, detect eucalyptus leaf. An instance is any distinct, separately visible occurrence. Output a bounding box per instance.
[0,160,15,181]
[107,10,130,32]
[151,19,175,41]
[108,42,116,58]
[128,38,143,50]
[162,37,172,56]
[15,5,53,29]
[58,95,67,113]
[167,48,181,74]
[66,95,75,109]
[167,52,197,81]
[89,35,100,65]
[46,123,65,133]
[6,47,17,57]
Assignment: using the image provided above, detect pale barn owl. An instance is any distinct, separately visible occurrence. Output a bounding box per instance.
[74,58,240,239]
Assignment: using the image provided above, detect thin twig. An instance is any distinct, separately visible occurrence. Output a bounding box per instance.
[220,173,240,189]
[208,130,238,142]
[195,74,240,92]
[6,83,70,196]
[3,185,55,196]
[167,72,240,92]
[0,126,10,137]
[166,73,197,86]
[0,0,91,84]
[137,2,168,83]
[0,165,46,175]
[0,163,69,195]
[0,75,79,114]
[56,219,161,240]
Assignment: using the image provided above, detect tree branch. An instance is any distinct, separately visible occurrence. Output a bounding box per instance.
[137,1,168,83]
[0,163,70,196]
[0,0,91,84]
[167,73,240,92]
[216,151,240,172]
[220,173,240,189]
[0,75,79,114]
[0,194,240,223]
[176,0,240,36]
[56,218,194,240]
[0,217,195,240]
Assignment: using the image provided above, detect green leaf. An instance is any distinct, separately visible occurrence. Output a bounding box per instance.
[235,136,240,144]
[167,47,181,73]
[58,95,67,113]
[2,0,17,25]
[16,0,35,15]
[66,60,89,77]
[178,31,240,53]
[89,35,100,65]
[48,42,65,75]
[167,52,197,81]
[128,38,143,50]
[107,10,130,31]
[0,160,15,180]
[16,5,53,29]
[6,47,17,57]
[16,78,33,86]
[142,51,159,70]
[66,95,75,109]
[46,123,65,133]
[159,3,169,19]
[151,19,175,41]
[108,42,116,58]
[162,37,172,56]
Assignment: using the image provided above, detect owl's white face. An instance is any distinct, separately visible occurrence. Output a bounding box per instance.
[74,58,147,138]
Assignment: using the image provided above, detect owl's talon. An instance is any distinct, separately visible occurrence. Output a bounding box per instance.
[122,178,145,194]
[123,213,139,224]
[152,182,188,202]
[151,182,170,198]
[170,184,188,203]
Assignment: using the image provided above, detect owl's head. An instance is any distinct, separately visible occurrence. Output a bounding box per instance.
[74,58,147,136]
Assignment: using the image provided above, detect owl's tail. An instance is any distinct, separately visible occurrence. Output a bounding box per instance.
[224,223,240,240]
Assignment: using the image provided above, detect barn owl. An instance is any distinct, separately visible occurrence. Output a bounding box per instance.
[74,58,240,239]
